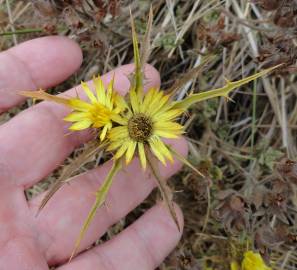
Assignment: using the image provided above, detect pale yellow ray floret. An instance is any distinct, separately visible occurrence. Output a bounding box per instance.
[21,76,120,141]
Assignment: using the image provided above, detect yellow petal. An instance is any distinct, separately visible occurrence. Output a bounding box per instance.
[105,78,114,109]
[111,114,128,125]
[146,91,166,116]
[93,76,106,104]
[125,141,137,164]
[148,93,170,116]
[115,94,129,111]
[114,144,128,159]
[153,137,173,163]
[108,126,129,140]
[129,89,140,113]
[138,142,147,169]
[154,108,183,121]
[99,123,111,141]
[69,120,92,130]
[63,112,90,122]
[81,82,97,104]
[141,88,157,113]
[92,120,108,129]
[68,99,93,111]
[108,140,125,151]
[149,137,166,165]
[154,121,183,131]
[154,129,180,138]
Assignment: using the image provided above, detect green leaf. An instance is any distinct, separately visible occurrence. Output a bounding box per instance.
[69,159,122,262]
[173,65,280,110]
[258,147,283,171]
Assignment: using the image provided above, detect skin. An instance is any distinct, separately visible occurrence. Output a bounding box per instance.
[0,36,188,270]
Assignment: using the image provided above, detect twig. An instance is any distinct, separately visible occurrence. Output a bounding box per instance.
[176,47,206,101]
[166,0,184,60]
[280,250,292,270]
[280,77,289,152]
[231,0,282,126]
[5,0,17,45]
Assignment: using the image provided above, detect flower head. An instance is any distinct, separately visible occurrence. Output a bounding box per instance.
[64,76,120,140]
[242,251,272,270]
[22,76,120,141]
[108,87,184,169]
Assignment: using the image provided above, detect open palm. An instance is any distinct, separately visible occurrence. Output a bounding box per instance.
[0,36,187,270]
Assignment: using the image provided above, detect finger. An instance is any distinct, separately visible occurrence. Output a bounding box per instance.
[0,64,160,188]
[29,138,188,265]
[0,36,83,112]
[0,175,48,270]
[57,203,183,270]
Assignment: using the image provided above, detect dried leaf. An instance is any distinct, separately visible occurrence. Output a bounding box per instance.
[20,90,70,106]
[252,0,281,11]
[217,189,236,200]
[215,190,250,234]
[276,158,297,184]
[37,141,107,216]
[69,158,122,262]
[251,188,265,210]
[255,225,285,249]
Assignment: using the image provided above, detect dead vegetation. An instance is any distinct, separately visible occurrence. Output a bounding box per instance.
[0,0,297,269]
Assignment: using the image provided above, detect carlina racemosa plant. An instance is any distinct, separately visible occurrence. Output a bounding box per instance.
[21,8,279,262]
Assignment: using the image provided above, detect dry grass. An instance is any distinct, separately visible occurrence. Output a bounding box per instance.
[1,0,297,269]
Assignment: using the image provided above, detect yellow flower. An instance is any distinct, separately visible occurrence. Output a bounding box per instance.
[64,77,120,140]
[242,251,272,270]
[231,261,240,270]
[21,76,120,141]
[107,87,184,169]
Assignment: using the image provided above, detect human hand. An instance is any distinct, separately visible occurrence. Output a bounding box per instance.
[0,36,187,270]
